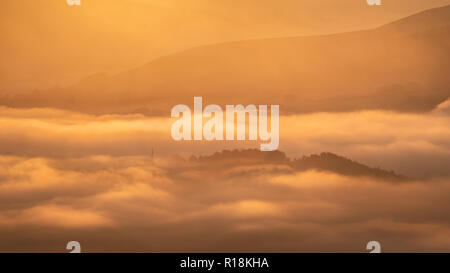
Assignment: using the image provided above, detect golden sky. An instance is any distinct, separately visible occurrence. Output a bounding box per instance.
[1,0,450,91]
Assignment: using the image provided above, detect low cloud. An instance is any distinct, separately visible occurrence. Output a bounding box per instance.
[0,106,449,252]
[0,154,449,252]
[0,106,448,177]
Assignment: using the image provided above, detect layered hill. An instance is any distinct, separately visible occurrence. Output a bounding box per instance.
[1,5,449,115]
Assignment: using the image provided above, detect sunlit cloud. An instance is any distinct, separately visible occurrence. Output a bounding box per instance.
[0,152,449,252]
[0,106,448,177]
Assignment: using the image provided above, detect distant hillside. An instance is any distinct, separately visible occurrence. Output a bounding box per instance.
[190,149,406,181]
[1,5,449,115]
[292,152,405,181]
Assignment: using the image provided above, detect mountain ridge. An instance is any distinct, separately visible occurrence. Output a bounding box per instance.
[1,5,449,116]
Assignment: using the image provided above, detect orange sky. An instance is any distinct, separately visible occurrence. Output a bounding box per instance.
[1,0,450,91]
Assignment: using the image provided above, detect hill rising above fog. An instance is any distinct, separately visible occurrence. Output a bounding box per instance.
[1,5,449,115]
[190,149,406,181]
